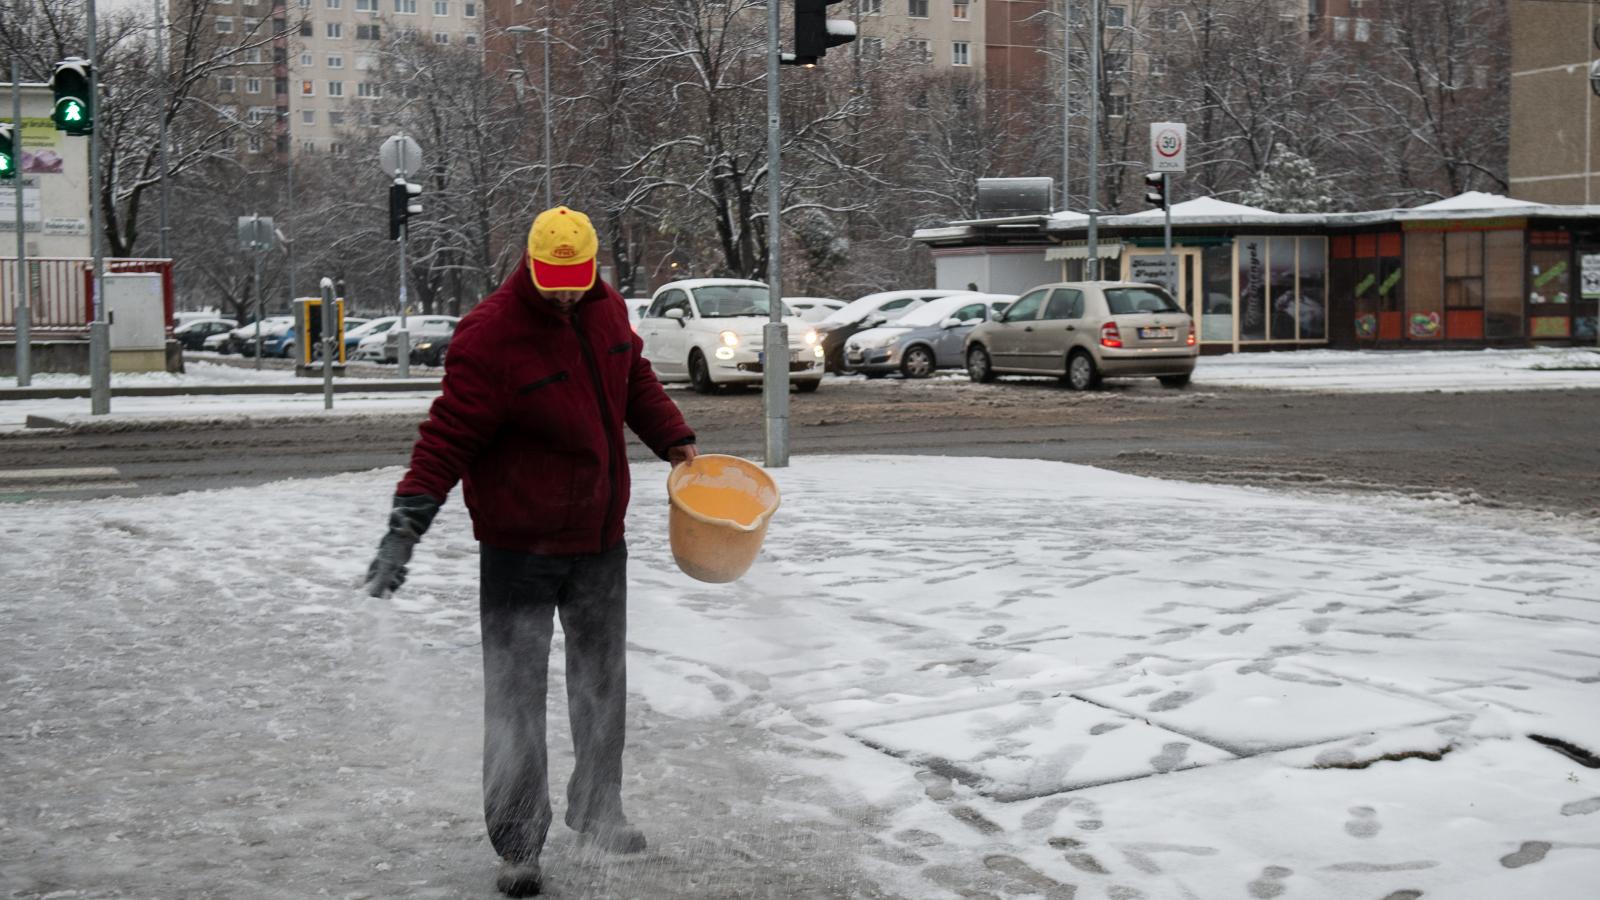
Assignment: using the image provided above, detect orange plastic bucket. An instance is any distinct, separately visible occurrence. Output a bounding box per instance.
[666,454,780,583]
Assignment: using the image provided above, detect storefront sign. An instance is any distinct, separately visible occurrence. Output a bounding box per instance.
[1409,311,1441,338]
[0,178,42,231]
[1129,255,1176,288]
[1581,254,1600,299]
[1238,239,1266,340]
[1378,269,1403,297]
[11,117,64,174]
[1531,316,1572,338]
[1402,218,1527,233]
[1355,314,1378,338]
[1354,274,1376,297]
[44,217,88,236]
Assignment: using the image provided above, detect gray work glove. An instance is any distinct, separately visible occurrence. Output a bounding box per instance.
[364,494,442,597]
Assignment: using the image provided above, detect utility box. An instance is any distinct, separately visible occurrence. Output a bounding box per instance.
[105,272,169,372]
[293,295,347,376]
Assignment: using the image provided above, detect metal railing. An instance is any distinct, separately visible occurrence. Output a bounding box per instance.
[0,257,174,332]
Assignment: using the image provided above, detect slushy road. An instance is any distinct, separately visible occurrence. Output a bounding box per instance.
[1,379,1596,517]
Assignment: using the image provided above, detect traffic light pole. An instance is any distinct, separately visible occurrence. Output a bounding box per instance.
[1085,0,1100,281]
[252,246,264,368]
[396,221,410,378]
[11,64,30,387]
[762,0,788,468]
[1163,174,1175,298]
[87,0,110,415]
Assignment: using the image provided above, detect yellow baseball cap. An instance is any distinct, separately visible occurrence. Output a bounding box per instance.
[527,206,598,292]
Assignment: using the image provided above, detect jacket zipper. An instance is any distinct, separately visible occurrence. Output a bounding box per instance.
[571,315,619,549]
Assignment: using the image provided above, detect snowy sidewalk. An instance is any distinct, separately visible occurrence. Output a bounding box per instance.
[2,457,1598,898]
[1193,346,1600,392]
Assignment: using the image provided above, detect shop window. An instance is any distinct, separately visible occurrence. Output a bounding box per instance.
[1299,238,1327,340]
[1268,237,1297,340]
[1202,245,1233,342]
[1526,241,1570,341]
[1404,231,1444,340]
[1486,230,1525,340]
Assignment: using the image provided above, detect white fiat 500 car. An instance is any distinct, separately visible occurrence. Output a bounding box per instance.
[638,278,825,394]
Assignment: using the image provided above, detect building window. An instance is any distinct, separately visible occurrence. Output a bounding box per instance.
[906,38,929,64]
[463,1,476,15]
[248,135,263,153]
[358,24,381,39]
[357,54,376,69]
[299,52,313,65]
[328,54,343,67]
[358,81,382,97]
[1332,16,1349,40]
[301,79,315,96]
[464,32,477,46]
[907,0,927,17]
[275,76,288,94]
[1473,65,1488,89]
[301,109,316,124]
[356,0,377,9]
[327,22,343,38]
[297,0,309,6]
[859,0,881,14]
[433,31,449,43]
[246,77,262,93]
[328,80,344,96]
[301,140,317,153]
[330,142,344,155]
[395,0,416,13]
[1354,18,1371,42]
[857,37,883,60]
[951,40,969,66]
[327,0,341,7]
[1105,5,1127,28]
[1105,51,1129,74]
[1106,93,1127,117]
[243,16,259,30]
[243,47,262,63]
[433,0,448,13]
[247,106,270,123]
[218,76,236,92]
[952,1,969,20]
[216,17,234,32]
[329,110,345,125]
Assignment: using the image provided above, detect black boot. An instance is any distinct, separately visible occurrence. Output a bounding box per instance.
[496,858,543,897]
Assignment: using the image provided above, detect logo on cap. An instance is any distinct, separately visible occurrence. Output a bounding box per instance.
[553,245,577,259]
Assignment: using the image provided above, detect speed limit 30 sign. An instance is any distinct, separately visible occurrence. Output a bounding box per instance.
[1151,122,1187,174]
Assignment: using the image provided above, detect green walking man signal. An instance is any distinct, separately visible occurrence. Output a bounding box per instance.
[0,123,15,181]
[50,57,94,136]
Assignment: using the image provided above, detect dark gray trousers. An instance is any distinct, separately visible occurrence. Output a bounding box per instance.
[479,542,628,863]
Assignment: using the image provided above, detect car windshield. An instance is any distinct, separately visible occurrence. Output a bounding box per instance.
[693,286,793,318]
[895,296,981,328]
[1104,287,1182,315]
[347,319,395,338]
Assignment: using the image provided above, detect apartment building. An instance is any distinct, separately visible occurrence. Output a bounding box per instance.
[852,0,986,70]
[1508,0,1600,204]
[186,0,484,158]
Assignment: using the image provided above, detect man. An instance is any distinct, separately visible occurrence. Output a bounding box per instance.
[364,206,698,898]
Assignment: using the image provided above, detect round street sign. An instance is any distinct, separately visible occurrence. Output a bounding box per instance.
[379,134,424,177]
[1150,122,1187,174]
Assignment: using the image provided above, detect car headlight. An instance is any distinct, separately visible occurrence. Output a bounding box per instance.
[803,329,818,345]
[720,330,739,347]
[415,342,433,351]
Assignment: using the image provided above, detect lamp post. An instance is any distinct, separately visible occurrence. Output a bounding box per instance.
[506,24,554,210]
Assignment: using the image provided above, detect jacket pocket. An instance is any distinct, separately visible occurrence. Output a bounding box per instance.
[517,370,569,394]
[607,341,632,355]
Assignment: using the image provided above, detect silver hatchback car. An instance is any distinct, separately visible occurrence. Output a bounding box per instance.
[965,282,1197,390]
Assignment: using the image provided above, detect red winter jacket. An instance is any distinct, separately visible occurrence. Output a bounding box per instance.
[396,260,694,555]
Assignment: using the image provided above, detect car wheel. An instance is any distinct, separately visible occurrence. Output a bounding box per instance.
[689,349,717,394]
[1065,350,1102,391]
[282,342,295,361]
[967,345,995,383]
[900,346,935,379]
[1158,373,1192,389]
[862,370,888,380]
[796,379,820,393]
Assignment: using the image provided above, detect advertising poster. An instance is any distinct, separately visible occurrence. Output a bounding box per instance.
[1238,239,1265,341]
[1581,254,1600,300]
[19,117,63,175]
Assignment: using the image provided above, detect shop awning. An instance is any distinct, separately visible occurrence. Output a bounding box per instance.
[1046,242,1123,260]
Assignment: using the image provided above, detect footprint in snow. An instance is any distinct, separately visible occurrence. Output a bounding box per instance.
[1149,742,1191,774]
[1246,865,1293,898]
[1500,841,1551,868]
[1345,806,1382,839]
[1021,795,1101,832]
[915,769,955,802]
[1302,617,1333,635]
[1561,797,1600,816]
[1147,690,1195,712]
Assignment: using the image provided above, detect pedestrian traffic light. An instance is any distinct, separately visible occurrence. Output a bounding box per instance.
[1145,172,1168,209]
[0,124,15,181]
[388,177,422,240]
[790,0,857,67]
[50,58,94,136]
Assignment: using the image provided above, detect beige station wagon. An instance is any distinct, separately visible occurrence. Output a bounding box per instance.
[964,282,1198,390]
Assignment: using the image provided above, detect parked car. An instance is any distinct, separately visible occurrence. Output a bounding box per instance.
[411,321,456,367]
[381,316,459,364]
[784,297,848,323]
[220,316,294,356]
[815,289,975,373]
[342,316,400,358]
[174,317,237,351]
[844,294,1014,378]
[624,298,652,332]
[965,282,1197,390]
[173,309,226,330]
[637,278,824,393]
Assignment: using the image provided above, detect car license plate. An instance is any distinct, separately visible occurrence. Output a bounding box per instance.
[1139,327,1174,339]
[757,351,803,365]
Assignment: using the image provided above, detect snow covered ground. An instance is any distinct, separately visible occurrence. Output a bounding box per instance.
[3,456,1598,898]
[1193,347,1600,393]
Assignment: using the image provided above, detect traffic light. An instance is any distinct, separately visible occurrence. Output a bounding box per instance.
[0,123,15,181]
[388,177,422,239]
[50,57,94,136]
[1144,172,1168,209]
[790,0,857,67]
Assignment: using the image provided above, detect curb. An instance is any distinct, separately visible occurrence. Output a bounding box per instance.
[0,380,442,401]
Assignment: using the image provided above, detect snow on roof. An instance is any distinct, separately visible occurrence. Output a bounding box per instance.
[1118,196,1277,220]
[1409,191,1545,212]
